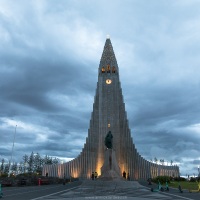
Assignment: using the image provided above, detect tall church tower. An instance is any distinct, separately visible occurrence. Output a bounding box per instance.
[43,38,179,180]
[89,37,133,175]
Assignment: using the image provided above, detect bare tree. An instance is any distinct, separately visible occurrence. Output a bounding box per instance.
[0,158,5,174]
[160,159,165,165]
[44,155,53,165]
[18,162,23,174]
[4,164,9,174]
[171,160,173,166]
[11,162,17,174]
[52,157,59,164]
[34,153,43,174]
[27,152,34,172]
[22,154,29,173]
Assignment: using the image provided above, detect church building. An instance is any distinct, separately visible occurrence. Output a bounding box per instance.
[42,37,179,180]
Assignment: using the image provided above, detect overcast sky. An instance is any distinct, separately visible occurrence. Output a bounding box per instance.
[0,0,200,176]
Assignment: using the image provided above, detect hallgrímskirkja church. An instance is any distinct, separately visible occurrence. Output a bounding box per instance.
[42,38,179,180]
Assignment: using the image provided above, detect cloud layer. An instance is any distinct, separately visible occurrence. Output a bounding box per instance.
[0,0,200,176]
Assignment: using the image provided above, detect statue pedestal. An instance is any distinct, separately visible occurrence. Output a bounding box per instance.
[100,149,122,180]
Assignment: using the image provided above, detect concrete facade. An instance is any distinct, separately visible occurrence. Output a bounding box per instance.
[42,38,179,180]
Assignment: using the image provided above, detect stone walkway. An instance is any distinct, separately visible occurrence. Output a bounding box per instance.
[36,180,192,200]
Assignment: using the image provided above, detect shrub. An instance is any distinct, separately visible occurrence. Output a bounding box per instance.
[152,176,170,184]
[0,173,8,178]
[190,177,196,182]
[174,177,186,181]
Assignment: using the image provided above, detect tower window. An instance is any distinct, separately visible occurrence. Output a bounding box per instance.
[101,67,105,73]
[112,66,116,73]
[107,65,110,73]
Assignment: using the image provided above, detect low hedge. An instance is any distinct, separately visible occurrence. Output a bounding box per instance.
[152,176,171,184]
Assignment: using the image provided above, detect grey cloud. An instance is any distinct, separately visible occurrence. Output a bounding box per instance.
[0,0,200,176]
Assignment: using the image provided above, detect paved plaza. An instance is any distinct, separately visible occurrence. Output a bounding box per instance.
[31,180,197,200]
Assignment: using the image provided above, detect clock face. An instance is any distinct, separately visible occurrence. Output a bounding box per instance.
[106,79,112,84]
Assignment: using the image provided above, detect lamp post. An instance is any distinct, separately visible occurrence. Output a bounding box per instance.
[8,125,17,177]
[198,166,200,177]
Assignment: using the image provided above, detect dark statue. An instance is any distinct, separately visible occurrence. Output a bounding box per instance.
[105,131,113,149]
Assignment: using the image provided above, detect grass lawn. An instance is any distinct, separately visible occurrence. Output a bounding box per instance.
[169,181,199,190]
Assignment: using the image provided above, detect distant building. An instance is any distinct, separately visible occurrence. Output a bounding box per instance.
[43,38,179,180]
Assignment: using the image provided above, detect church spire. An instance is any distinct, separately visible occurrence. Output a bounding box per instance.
[99,37,118,74]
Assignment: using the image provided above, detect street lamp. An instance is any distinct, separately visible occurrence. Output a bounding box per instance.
[198,165,200,177]
[8,125,17,177]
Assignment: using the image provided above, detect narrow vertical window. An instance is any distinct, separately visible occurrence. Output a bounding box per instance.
[112,66,116,73]
[101,67,105,73]
[107,65,110,73]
